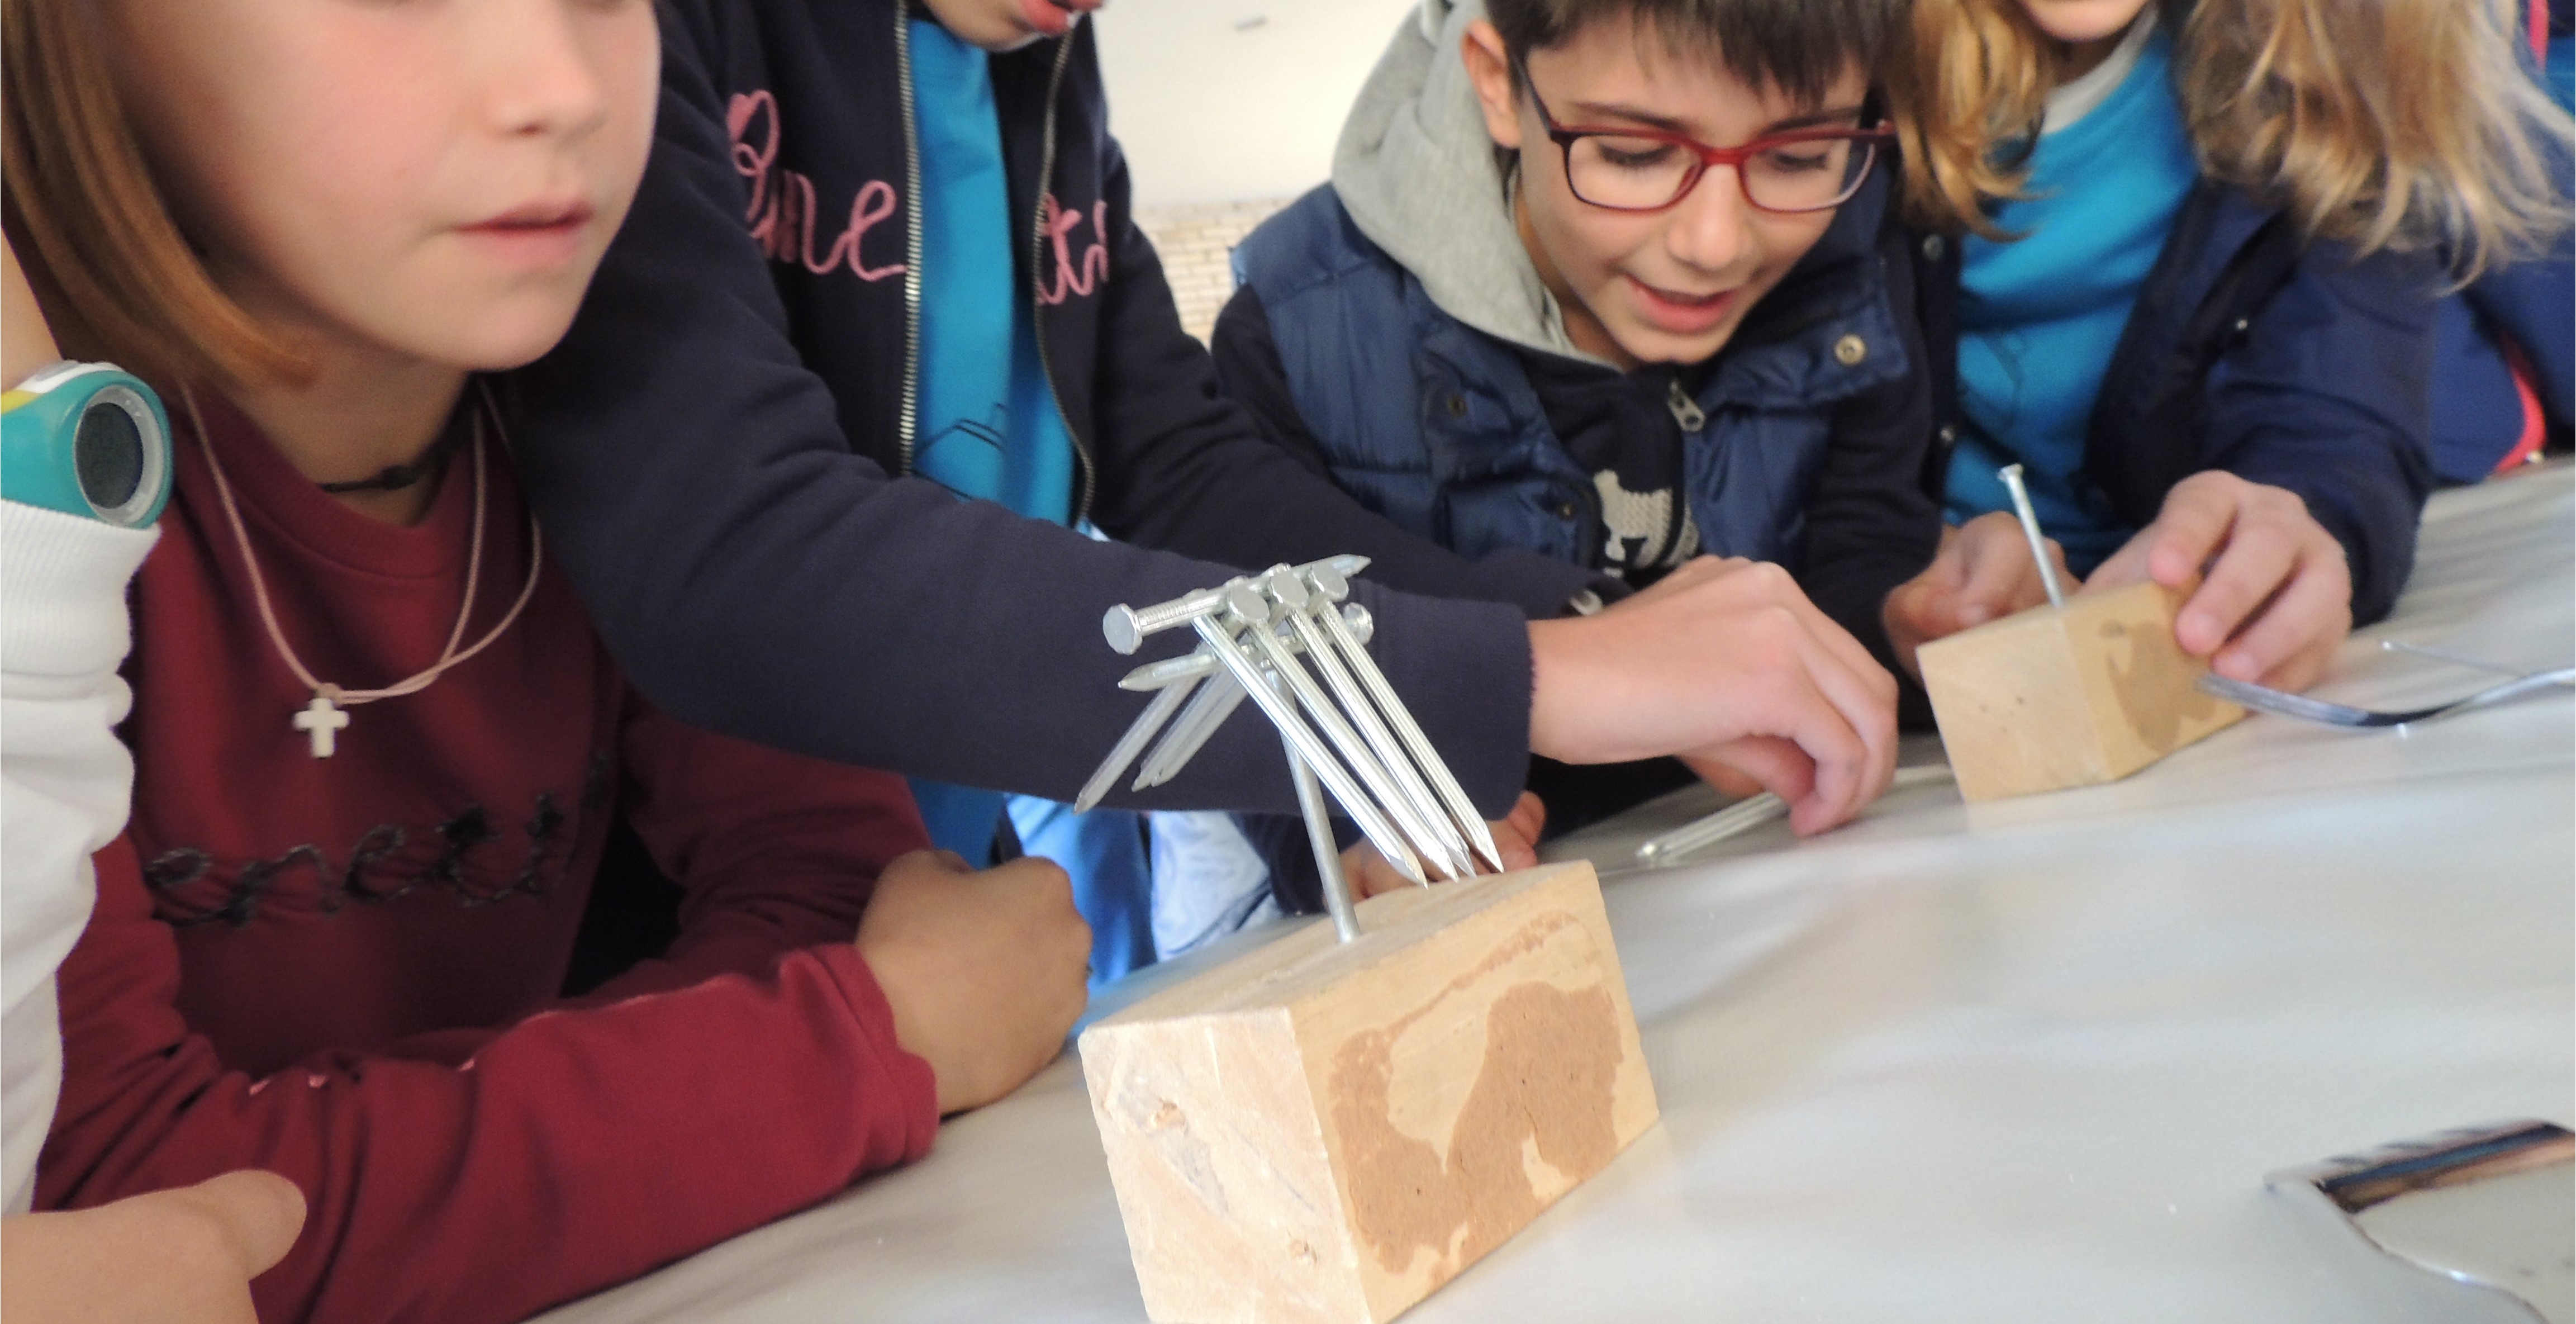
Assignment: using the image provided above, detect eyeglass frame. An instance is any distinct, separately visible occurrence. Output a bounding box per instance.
[1514,63,1897,216]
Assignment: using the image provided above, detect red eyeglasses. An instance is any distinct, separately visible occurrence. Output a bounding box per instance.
[1519,70,1895,215]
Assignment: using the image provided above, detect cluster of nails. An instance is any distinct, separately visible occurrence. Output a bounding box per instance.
[1085,556,1504,942]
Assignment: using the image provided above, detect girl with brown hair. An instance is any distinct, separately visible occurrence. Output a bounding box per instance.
[2,1,1091,1318]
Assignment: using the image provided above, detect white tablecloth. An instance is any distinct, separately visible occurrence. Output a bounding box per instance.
[539,467,2574,1324]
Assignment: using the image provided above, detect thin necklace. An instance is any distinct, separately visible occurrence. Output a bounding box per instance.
[316,415,465,493]
[183,381,546,758]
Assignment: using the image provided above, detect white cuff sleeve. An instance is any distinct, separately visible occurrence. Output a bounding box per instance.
[1,502,156,1213]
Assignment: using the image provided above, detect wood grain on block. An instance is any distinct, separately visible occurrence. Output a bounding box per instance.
[1080,861,1657,1324]
[1918,580,2244,802]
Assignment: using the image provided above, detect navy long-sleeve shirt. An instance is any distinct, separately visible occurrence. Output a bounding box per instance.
[510,3,1578,815]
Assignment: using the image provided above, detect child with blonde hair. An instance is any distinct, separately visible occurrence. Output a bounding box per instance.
[1880,0,2569,689]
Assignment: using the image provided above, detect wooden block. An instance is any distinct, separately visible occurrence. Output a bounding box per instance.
[1080,861,1657,1324]
[1918,580,2246,802]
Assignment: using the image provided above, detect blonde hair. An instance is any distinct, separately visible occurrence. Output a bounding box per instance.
[1893,0,2574,279]
[1,0,305,390]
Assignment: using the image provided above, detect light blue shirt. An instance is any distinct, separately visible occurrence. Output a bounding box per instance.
[1943,25,2198,572]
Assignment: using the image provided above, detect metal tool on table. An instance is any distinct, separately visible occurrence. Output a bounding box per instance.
[1634,765,1959,867]
[1082,556,1501,942]
[2378,638,2576,680]
[2198,666,2576,728]
[2271,1119,2573,1324]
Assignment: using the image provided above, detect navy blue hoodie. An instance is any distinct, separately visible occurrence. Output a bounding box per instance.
[512,4,1596,817]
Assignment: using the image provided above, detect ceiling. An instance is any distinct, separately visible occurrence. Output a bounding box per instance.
[1091,0,1423,208]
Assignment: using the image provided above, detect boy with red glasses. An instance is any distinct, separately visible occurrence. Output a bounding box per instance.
[1216,0,1938,857]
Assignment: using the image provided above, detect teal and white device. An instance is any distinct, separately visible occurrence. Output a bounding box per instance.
[1,361,173,528]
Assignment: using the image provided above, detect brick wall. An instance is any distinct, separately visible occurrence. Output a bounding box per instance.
[1134,197,1296,344]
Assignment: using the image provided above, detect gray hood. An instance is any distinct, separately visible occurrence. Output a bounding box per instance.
[1332,0,1611,366]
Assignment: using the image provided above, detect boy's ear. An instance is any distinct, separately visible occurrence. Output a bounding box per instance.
[1460,21,1525,151]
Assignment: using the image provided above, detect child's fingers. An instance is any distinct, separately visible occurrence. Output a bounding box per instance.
[1490,835,1538,872]
[1955,518,2040,624]
[1792,619,1900,812]
[1669,562,1895,815]
[1338,843,1413,899]
[1487,792,1546,870]
[2142,474,2247,587]
[1881,576,1947,641]
[2176,516,2301,656]
[2083,531,2154,594]
[1506,791,1546,844]
[2211,551,2351,687]
[1684,741,1815,815]
[1689,710,1867,840]
[1689,758,1768,800]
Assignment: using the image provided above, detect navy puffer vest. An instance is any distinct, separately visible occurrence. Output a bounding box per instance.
[1231,174,1913,577]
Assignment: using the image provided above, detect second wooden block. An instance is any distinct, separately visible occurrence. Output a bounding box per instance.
[1918,580,2244,802]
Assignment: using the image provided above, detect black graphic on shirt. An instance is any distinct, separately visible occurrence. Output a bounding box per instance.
[142,757,610,928]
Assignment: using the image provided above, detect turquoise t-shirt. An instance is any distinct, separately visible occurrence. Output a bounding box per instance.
[904,19,1076,521]
[902,18,1081,860]
[1943,25,2198,573]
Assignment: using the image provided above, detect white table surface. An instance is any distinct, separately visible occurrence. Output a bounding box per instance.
[539,466,2575,1324]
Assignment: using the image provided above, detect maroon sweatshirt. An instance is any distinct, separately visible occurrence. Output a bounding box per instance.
[37,392,940,1323]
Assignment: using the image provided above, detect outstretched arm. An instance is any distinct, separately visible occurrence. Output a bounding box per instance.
[513,20,1894,835]
[510,27,1536,818]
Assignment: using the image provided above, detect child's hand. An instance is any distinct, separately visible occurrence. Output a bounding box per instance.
[1528,557,1897,838]
[2084,471,2351,691]
[1881,511,2071,677]
[1339,792,1546,899]
[857,850,1090,1115]
[1,1170,307,1323]
[1677,756,1769,801]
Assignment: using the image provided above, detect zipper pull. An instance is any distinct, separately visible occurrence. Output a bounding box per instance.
[1666,378,1707,433]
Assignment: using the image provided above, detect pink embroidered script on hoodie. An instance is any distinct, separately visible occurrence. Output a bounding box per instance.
[1038,194,1109,305]
[728,87,1112,305]
[729,90,905,281]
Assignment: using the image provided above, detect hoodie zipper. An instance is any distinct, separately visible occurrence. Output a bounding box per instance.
[1028,31,1097,526]
[893,10,926,474]
[1660,377,1702,565]
[1664,377,1706,433]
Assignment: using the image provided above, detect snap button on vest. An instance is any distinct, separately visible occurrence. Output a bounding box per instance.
[1444,392,1468,419]
[1921,234,1945,261]
[1553,497,1579,520]
[1834,334,1867,367]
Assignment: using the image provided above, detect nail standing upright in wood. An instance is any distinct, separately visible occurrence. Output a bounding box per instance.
[1917,578,2245,801]
[1080,861,1657,1324]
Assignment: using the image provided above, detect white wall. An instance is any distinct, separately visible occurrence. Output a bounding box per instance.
[1093,0,1422,209]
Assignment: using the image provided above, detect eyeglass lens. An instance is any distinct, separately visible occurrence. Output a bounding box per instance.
[1565,134,1875,212]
